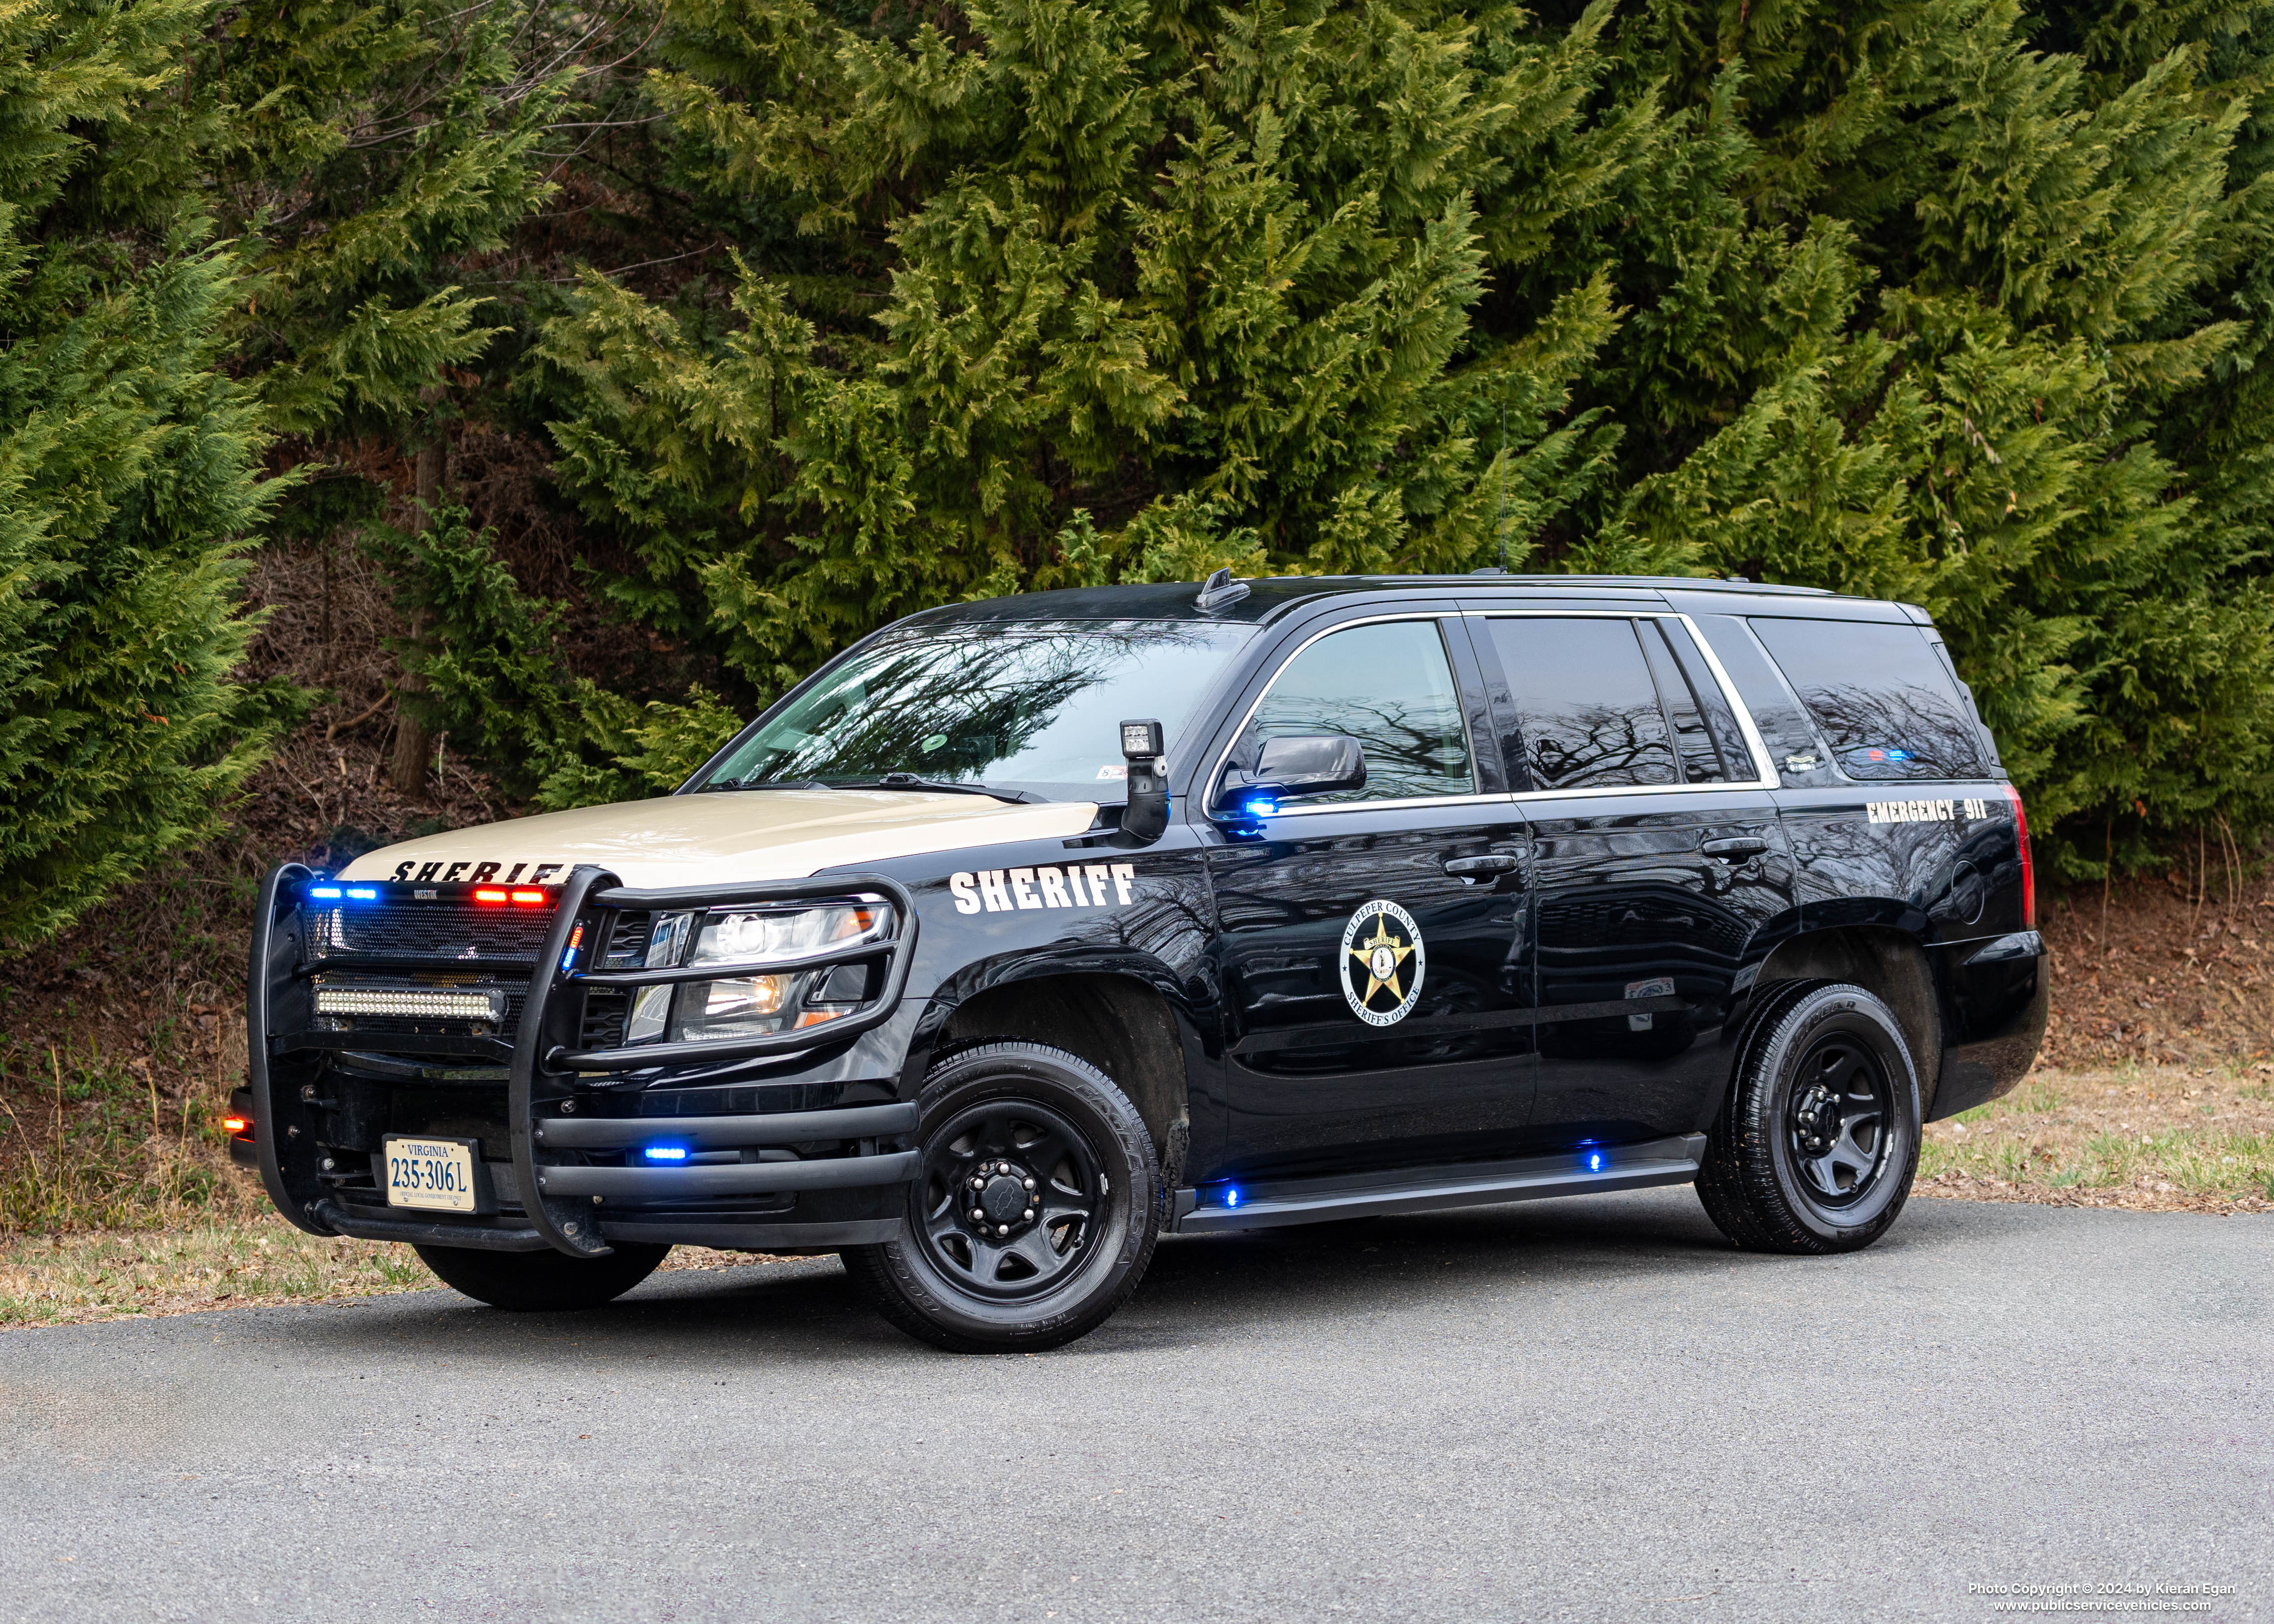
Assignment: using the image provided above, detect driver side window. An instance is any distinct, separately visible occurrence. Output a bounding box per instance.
[1237,619,1475,803]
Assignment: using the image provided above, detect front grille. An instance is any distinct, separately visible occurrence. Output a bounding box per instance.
[305,896,555,1039]
[306,899,554,965]
[580,988,631,1051]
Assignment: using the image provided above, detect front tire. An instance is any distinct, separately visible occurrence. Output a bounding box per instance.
[414,1241,670,1311]
[843,1041,1159,1353]
[1695,981,1920,1254]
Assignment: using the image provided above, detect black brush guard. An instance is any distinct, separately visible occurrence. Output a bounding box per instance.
[249,863,922,1258]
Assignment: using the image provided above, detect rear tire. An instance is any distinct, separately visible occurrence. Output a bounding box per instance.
[414,1241,670,1311]
[1695,981,1920,1254]
[843,1041,1159,1353]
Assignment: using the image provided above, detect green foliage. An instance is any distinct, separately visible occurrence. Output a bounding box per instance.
[0,0,288,947]
[534,0,1632,697]
[1554,0,2274,864]
[499,0,2274,865]
[369,503,742,807]
[205,0,576,440]
[7,0,2274,903]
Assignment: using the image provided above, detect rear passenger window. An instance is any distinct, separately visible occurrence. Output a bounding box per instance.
[1486,618,1680,790]
[1242,619,1475,801]
[1750,617,1987,781]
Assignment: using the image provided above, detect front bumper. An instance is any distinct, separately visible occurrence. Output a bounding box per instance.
[247,863,924,1258]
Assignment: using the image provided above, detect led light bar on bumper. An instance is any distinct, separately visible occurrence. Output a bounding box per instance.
[312,986,507,1022]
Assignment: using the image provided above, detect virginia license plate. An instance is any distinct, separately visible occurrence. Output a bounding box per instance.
[383,1136,479,1213]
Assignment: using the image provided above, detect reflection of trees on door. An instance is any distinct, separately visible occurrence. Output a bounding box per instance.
[1252,693,1473,800]
[1525,700,1679,790]
[1242,620,1474,803]
[1783,682,1983,780]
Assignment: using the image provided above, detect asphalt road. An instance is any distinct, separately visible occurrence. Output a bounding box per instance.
[1,1189,2267,1623]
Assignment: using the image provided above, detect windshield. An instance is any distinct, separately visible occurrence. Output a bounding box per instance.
[695,620,1256,802]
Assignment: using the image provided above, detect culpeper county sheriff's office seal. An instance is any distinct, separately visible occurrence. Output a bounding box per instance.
[1342,900,1425,1027]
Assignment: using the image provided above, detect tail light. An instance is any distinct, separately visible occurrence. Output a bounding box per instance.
[2004,783,2034,928]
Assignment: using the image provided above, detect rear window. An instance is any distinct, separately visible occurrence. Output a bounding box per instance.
[1749,617,1987,781]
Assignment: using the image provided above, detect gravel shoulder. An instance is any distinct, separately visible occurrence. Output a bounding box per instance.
[0,1187,2266,1623]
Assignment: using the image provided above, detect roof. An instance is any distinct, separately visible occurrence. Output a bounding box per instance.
[901,572,1915,632]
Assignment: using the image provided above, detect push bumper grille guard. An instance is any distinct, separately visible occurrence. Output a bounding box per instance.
[249,862,922,1257]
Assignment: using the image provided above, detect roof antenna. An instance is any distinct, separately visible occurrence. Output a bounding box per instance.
[1497,398,1508,573]
[1195,566,1250,612]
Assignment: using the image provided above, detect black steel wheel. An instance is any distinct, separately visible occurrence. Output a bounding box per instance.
[1695,980,1920,1254]
[1784,1033,1894,1209]
[414,1240,669,1311]
[915,1096,1110,1299]
[842,1041,1159,1352]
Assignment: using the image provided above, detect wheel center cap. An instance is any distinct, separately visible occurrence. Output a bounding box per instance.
[1797,1088,1839,1148]
[981,1176,1027,1224]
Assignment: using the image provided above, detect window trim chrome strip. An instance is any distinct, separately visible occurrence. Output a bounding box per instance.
[1245,791,1518,820]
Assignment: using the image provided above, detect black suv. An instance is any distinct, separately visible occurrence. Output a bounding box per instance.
[243,574,2048,1350]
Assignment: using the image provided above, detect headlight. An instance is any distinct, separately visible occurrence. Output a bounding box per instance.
[620,900,892,1046]
[687,901,890,969]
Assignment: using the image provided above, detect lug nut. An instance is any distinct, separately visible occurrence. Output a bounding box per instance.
[997,1161,1010,1173]
[971,1209,985,1222]
[997,1225,1009,1236]
[1022,1209,1034,1221]
[1023,1177,1035,1190]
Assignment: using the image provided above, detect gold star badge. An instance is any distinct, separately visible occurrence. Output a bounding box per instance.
[1348,916,1414,1006]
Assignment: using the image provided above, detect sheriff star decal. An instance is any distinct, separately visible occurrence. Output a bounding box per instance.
[1341,899,1426,1027]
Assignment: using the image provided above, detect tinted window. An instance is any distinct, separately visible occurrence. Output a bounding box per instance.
[1240,619,1474,802]
[1750,617,1987,781]
[1487,618,1679,790]
[1638,621,1729,783]
[1691,614,1832,781]
[698,620,1254,801]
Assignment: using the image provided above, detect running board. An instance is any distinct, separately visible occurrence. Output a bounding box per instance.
[1172,1134,1705,1234]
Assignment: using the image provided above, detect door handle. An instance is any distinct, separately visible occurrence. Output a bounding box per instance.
[1700,836,1769,858]
[1443,854,1521,880]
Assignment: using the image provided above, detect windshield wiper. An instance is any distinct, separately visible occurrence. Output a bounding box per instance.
[849,773,1046,804]
[697,779,830,793]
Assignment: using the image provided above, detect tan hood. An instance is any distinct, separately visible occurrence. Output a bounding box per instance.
[338,790,1101,889]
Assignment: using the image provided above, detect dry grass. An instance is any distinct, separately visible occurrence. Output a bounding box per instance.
[0,1215,788,1329]
[0,1019,263,1236]
[0,1221,433,1326]
[1914,1064,2274,1214]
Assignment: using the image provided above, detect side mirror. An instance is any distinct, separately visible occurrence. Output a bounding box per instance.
[1213,734,1367,814]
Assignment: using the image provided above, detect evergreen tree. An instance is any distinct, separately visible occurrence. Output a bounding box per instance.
[1521,0,2274,861]
[531,0,1637,703]
[0,0,288,945]
[201,0,588,792]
